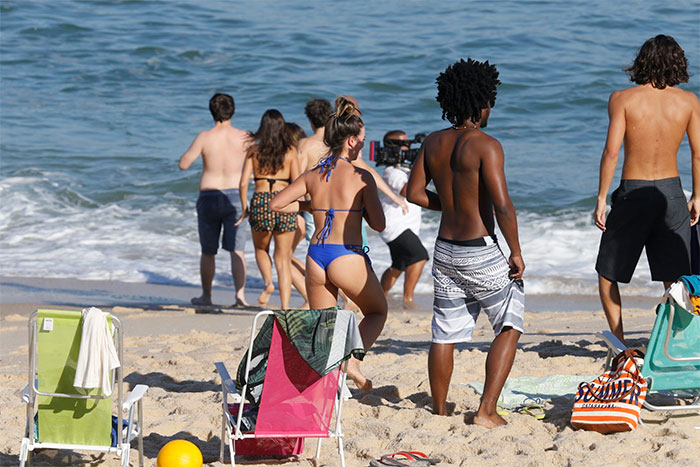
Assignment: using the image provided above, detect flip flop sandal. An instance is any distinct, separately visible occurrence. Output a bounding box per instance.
[369,451,441,467]
[514,403,545,420]
[398,451,440,465]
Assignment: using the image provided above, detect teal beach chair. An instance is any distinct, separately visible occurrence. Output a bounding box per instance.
[598,278,700,412]
[19,309,148,466]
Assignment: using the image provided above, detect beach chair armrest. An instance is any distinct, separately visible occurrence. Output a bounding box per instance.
[596,331,628,354]
[122,384,148,411]
[214,362,240,396]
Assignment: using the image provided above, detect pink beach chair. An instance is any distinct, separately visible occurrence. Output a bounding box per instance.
[214,309,356,467]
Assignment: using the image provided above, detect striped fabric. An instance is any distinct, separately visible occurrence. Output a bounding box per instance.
[431,239,525,343]
[571,351,647,433]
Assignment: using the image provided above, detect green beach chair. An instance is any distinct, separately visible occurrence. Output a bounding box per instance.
[597,278,700,413]
[19,309,148,467]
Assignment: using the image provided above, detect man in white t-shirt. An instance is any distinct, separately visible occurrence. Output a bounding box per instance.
[379,130,429,306]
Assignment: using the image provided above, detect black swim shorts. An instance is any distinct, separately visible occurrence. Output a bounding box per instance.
[387,229,429,271]
[595,177,691,283]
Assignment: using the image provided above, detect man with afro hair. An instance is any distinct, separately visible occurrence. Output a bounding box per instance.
[407,58,525,428]
[594,35,699,344]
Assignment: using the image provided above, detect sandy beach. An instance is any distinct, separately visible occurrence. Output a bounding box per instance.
[1,277,698,466]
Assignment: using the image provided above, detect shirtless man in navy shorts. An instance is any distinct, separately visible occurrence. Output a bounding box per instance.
[594,35,700,344]
[179,93,250,307]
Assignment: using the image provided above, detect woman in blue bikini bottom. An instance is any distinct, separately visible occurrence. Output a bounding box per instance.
[307,207,372,269]
[269,97,387,391]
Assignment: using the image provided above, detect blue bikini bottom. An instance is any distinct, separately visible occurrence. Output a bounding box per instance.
[307,243,371,271]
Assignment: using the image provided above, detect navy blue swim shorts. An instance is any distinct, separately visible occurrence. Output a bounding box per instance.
[196,189,248,255]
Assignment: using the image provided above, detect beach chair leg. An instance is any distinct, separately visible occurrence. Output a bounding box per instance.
[337,435,345,467]
[229,437,236,467]
[19,438,29,467]
[137,400,145,466]
[603,348,613,370]
[315,437,322,460]
[121,445,130,467]
[220,413,226,463]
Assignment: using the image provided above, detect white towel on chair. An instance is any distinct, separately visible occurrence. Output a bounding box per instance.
[73,307,120,396]
[666,281,692,312]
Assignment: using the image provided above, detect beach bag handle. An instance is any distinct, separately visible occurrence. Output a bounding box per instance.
[577,349,644,402]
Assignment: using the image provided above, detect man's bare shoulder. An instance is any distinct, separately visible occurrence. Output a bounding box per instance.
[612,85,699,109]
[463,132,502,166]
[299,137,328,166]
[297,136,313,151]
[299,135,326,150]
[676,87,700,106]
[226,125,251,140]
[608,88,632,105]
[423,128,451,144]
[423,128,501,158]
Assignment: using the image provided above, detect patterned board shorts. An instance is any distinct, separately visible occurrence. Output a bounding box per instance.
[249,191,297,233]
[432,237,525,343]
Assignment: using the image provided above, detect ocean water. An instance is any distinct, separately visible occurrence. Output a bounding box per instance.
[1,1,699,298]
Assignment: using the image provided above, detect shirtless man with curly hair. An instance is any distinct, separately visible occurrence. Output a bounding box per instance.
[594,35,700,344]
[407,58,525,428]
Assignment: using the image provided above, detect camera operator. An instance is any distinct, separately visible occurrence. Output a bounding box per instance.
[379,130,429,307]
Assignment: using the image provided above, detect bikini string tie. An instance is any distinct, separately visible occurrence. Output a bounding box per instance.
[349,244,372,267]
[318,156,336,182]
[317,208,335,245]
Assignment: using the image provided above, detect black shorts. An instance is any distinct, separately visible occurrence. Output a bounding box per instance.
[595,177,691,283]
[387,229,429,271]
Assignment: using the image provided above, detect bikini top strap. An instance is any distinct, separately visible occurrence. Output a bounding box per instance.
[253,177,293,192]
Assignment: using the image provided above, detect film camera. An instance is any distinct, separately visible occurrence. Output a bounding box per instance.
[369,133,426,167]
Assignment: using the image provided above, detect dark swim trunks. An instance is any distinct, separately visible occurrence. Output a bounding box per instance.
[387,229,429,271]
[197,189,248,255]
[596,177,691,283]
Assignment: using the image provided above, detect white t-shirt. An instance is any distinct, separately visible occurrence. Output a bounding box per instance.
[379,166,422,243]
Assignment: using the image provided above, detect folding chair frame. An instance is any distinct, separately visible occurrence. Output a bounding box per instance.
[19,310,148,467]
[597,300,700,412]
[214,310,348,467]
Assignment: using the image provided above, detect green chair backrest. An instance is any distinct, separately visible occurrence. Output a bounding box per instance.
[642,302,700,392]
[36,309,113,446]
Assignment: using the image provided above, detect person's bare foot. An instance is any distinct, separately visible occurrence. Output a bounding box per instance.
[473,412,507,428]
[402,298,415,310]
[345,357,372,392]
[234,294,250,307]
[191,295,212,306]
[258,284,274,307]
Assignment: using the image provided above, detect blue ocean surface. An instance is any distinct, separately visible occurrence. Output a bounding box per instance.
[1,1,698,297]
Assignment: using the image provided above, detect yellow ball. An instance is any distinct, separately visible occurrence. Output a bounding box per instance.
[157,440,203,467]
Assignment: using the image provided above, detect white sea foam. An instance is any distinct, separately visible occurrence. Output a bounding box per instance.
[0,176,664,297]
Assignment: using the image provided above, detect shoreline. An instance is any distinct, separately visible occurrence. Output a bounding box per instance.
[0,274,660,315]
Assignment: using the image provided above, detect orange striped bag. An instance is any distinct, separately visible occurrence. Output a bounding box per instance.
[571,349,647,433]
